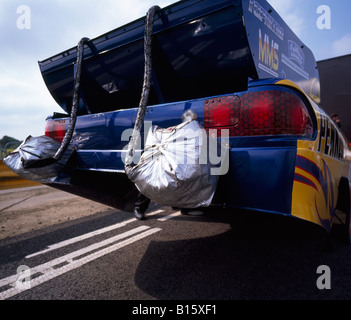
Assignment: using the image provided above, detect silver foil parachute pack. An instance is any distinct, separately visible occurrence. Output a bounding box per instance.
[125,120,229,208]
[4,135,74,184]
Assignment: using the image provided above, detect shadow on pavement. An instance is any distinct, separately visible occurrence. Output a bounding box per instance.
[135,210,351,300]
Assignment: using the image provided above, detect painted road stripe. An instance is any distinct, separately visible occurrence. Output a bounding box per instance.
[26,209,165,259]
[1,225,150,290]
[157,211,181,221]
[0,227,161,300]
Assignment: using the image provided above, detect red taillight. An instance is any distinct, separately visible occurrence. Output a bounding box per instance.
[203,95,240,128]
[203,89,313,137]
[45,119,66,143]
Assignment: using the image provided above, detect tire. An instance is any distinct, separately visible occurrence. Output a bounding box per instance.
[335,178,351,245]
[345,205,351,245]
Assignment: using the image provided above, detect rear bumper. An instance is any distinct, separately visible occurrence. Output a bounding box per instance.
[52,137,298,215]
[212,144,297,215]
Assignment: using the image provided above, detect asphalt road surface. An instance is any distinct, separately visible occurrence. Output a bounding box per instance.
[1,185,351,302]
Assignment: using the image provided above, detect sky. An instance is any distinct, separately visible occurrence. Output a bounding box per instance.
[0,0,350,141]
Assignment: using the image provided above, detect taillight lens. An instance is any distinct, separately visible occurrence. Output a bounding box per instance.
[203,89,313,137]
[45,119,66,143]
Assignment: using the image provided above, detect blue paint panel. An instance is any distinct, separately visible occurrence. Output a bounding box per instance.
[71,96,206,170]
[65,83,300,215]
[213,145,297,214]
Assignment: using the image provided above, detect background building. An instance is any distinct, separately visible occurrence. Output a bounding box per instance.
[317,54,351,143]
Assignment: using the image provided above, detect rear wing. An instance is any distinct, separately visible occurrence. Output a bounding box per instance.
[243,0,320,103]
[39,0,320,116]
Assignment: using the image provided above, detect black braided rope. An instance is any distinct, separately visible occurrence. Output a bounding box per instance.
[125,6,160,172]
[54,37,90,161]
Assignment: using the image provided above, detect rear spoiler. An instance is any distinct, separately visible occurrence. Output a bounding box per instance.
[39,0,320,116]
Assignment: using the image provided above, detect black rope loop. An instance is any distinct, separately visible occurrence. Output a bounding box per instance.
[53,37,90,161]
[125,6,160,172]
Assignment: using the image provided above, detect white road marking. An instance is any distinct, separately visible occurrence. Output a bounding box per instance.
[1,225,149,289]
[147,209,165,217]
[0,227,161,300]
[26,209,165,259]
[0,207,179,300]
[25,218,136,258]
[157,211,181,221]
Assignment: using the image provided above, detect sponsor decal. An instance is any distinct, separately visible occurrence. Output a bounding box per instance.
[288,40,305,69]
[282,40,309,79]
[248,0,284,40]
[317,114,344,160]
[295,155,335,231]
[281,53,309,80]
[258,29,279,77]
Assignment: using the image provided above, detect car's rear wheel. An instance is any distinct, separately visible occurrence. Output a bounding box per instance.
[333,178,351,245]
[345,205,351,245]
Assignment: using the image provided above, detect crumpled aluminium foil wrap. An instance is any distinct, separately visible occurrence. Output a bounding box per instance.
[4,135,74,184]
[126,120,228,208]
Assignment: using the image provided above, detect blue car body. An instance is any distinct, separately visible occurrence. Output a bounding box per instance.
[36,0,350,235]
